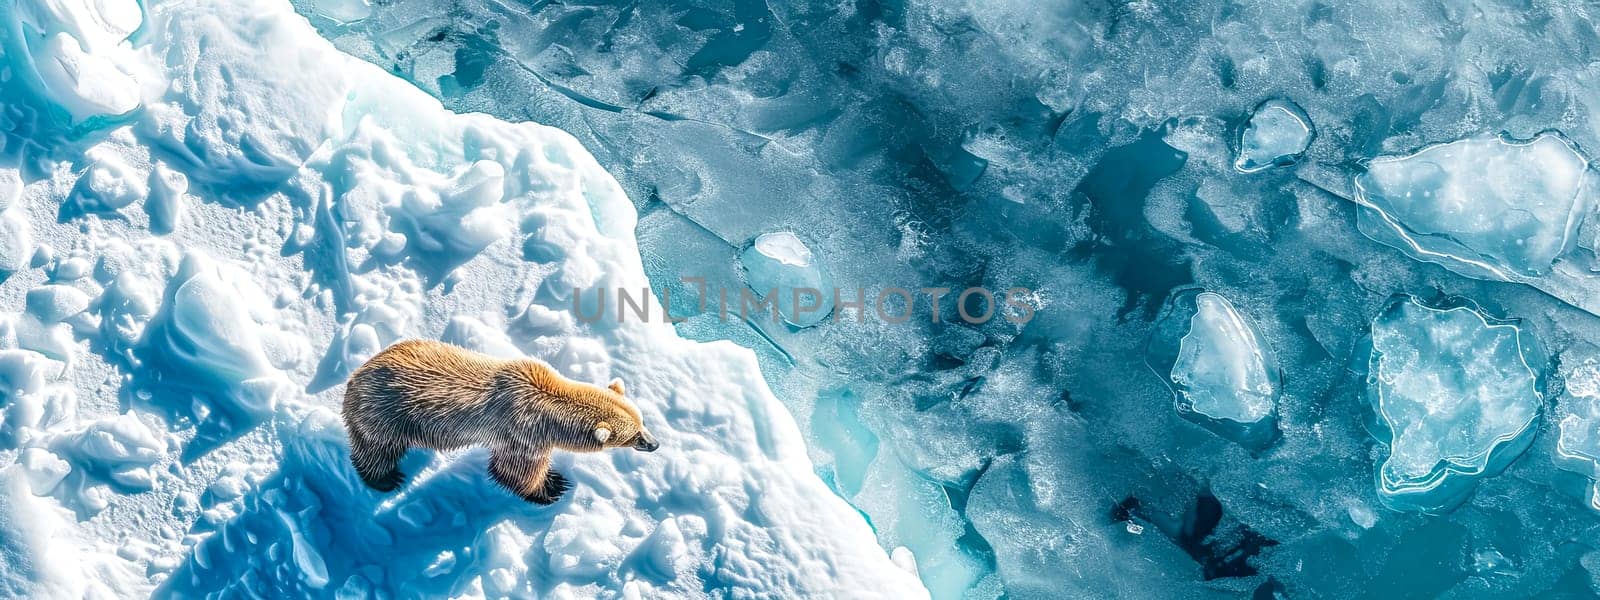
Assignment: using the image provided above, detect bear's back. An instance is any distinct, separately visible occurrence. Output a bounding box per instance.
[346,340,510,448]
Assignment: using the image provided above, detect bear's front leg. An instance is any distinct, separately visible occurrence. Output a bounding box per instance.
[489,447,567,505]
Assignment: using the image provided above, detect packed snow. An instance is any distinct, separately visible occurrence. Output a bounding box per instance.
[0,0,926,597]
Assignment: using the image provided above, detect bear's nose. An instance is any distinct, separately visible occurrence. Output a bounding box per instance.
[635,432,659,452]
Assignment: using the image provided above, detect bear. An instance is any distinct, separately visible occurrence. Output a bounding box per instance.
[341,339,658,504]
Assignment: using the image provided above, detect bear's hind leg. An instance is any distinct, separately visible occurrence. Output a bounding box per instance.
[350,429,407,492]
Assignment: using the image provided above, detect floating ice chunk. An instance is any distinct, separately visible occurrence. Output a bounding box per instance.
[1556,359,1600,510]
[1367,296,1543,513]
[1353,132,1593,279]
[738,232,834,327]
[1173,294,1279,429]
[1234,99,1313,173]
[1147,290,1279,449]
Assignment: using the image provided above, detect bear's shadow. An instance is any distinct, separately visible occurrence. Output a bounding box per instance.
[154,425,567,597]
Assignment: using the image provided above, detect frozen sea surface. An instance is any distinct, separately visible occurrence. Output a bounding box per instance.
[14,0,1600,597]
[276,0,1600,596]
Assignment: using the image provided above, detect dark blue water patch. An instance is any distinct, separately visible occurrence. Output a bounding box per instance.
[452,34,500,91]
[1074,129,1191,320]
[677,0,773,77]
[1177,492,1279,580]
[1115,492,1280,582]
[1363,520,1469,600]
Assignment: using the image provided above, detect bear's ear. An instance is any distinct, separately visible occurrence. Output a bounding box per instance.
[594,423,612,444]
[607,378,626,395]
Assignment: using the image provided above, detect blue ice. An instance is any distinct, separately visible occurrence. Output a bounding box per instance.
[1235,99,1313,173]
[1366,296,1543,513]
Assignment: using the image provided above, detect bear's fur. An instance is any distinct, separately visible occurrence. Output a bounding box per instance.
[342,339,658,504]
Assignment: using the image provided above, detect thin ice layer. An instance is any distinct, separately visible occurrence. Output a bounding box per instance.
[1368,297,1543,513]
[1353,133,1593,279]
[1173,292,1278,422]
[739,232,834,327]
[1234,99,1313,173]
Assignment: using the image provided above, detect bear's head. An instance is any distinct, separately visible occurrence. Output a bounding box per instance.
[501,361,660,452]
[591,378,659,453]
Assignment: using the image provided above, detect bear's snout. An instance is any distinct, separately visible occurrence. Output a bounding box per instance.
[634,430,659,452]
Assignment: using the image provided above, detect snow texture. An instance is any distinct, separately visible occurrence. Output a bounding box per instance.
[0,0,925,598]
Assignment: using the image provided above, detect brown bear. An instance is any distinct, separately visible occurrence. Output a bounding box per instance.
[341,339,658,504]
